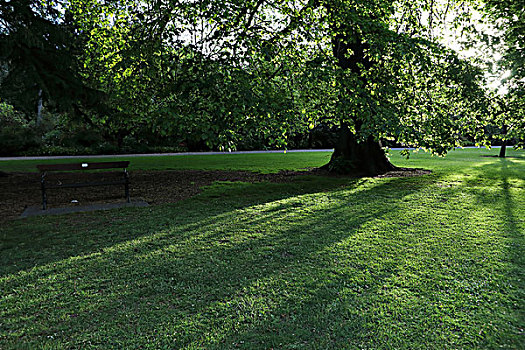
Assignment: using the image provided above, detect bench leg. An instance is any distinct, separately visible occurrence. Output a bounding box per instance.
[124,170,130,203]
[41,172,47,210]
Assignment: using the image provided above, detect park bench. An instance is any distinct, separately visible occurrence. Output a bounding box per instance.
[36,161,130,210]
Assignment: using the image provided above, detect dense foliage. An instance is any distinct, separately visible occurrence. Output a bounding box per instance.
[0,0,104,115]
[67,0,490,152]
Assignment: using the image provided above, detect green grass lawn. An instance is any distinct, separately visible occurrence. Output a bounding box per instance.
[0,151,332,173]
[1,148,524,348]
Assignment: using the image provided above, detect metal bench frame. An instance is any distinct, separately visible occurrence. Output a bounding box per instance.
[37,161,130,210]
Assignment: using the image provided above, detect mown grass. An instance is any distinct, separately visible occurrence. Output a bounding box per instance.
[1,148,524,349]
[0,151,332,173]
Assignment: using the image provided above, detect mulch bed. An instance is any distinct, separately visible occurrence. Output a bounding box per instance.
[0,168,430,222]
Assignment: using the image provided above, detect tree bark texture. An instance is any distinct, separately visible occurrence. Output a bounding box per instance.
[36,89,43,126]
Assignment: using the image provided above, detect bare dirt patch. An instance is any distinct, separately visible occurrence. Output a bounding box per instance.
[375,168,431,178]
[0,168,430,222]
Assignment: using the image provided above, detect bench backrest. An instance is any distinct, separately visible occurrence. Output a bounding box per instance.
[36,161,130,172]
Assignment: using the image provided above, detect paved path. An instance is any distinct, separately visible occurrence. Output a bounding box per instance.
[0,146,498,161]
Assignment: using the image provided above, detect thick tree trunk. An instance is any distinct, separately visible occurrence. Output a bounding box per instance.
[36,89,43,126]
[499,141,507,158]
[499,125,508,158]
[323,124,397,175]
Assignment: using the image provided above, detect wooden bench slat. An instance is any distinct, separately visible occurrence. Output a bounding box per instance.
[37,161,130,172]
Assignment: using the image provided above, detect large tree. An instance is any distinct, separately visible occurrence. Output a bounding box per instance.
[318,0,488,173]
[67,0,491,174]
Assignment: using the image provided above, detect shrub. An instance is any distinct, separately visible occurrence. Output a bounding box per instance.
[0,102,41,156]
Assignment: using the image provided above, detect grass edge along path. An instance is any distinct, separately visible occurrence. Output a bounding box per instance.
[0,148,524,348]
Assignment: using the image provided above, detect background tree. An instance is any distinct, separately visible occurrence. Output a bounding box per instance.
[489,87,525,158]
[0,0,104,121]
[484,0,525,157]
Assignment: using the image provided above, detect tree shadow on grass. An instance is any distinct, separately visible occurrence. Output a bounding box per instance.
[0,175,353,277]
[426,158,524,348]
[0,175,434,348]
[487,159,524,348]
[5,160,522,348]
[215,159,525,349]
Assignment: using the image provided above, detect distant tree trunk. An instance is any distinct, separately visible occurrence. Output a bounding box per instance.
[116,130,126,150]
[36,89,43,126]
[499,142,507,158]
[322,30,397,175]
[499,124,508,158]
